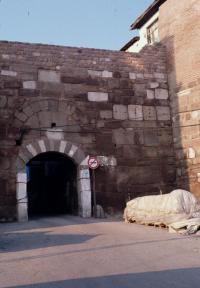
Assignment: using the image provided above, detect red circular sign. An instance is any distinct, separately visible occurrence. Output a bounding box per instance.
[88,156,99,170]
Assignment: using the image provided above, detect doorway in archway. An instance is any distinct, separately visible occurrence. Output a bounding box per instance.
[26,152,77,217]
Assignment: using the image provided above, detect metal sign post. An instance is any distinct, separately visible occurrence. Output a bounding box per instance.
[88,156,99,218]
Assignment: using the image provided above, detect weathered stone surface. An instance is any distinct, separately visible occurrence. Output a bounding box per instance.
[156,106,171,121]
[0,96,7,108]
[155,88,169,100]
[113,105,128,120]
[1,70,17,77]
[102,70,113,78]
[0,41,174,221]
[38,70,60,83]
[88,92,108,102]
[23,81,36,90]
[128,105,143,121]
[129,72,136,80]
[150,82,159,89]
[100,110,113,119]
[146,90,155,99]
[143,106,157,121]
[188,147,196,159]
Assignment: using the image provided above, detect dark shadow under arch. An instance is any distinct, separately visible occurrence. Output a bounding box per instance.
[26,152,78,217]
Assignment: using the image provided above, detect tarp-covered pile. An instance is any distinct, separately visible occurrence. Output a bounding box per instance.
[124,189,200,235]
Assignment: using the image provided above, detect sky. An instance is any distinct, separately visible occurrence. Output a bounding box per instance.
[0,0,153,50]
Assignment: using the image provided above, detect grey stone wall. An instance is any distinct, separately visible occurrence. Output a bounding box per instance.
[0,41,175,220]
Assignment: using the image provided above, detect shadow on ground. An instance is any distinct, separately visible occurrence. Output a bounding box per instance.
[5,268,200,288]
[0,230,98,253]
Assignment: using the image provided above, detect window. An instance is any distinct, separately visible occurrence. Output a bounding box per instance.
[147,19,159,44]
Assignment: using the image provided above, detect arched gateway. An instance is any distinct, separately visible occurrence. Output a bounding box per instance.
[16,138,92,221]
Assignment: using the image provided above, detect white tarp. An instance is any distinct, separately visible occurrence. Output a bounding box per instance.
[124,189,200,234]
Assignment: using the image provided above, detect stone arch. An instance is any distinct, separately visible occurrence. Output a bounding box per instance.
[16,138,91,221]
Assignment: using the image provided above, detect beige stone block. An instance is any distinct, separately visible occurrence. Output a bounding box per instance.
[129,72,136,80]
[88,92,108,102]
[23,81,36,89]
[38,69,60,83]
[1,70,17,77]
[156,106,171,121]
[155,89,169,100]
[113,105,128,120]
[188,147,196,159]
[146,89,155,99]
[143,106,156,121]
[102,70,113,78]
[100,110,113,119]
[128,105,143,121]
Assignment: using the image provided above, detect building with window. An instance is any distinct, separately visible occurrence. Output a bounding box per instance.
[121,0,166,52]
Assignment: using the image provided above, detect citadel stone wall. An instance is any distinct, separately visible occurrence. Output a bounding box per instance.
[0,41,175,220]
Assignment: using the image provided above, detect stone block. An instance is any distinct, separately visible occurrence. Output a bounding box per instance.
[188,147,196,159]
[113,105,128,120]
[17,203,28,222]
[1,70,17,77]
[155,89,169,100]
[68,144,78,158]
[23,81,36,90]
[88,70,102,77]
[78,178,91,192]
[73,149,86,165]
[112,128,134,145]
[38,69,60,83]
[38,140,47,153]
[78,169,90,179]
[143,106,156,120]
[156,106,171,121]
[26,144,37,157]
[16,182,27,201]
[144,131,159,146]
[46,129,64,141]
[15,112,27,122]
[146,89,155,99]
[102,70,113,78]
[129,72,136,80]
[136,73,144,79]
[100,110,113,119]
[0,96,7,108]
[128,105,143,121]
[150,82,159,89]
[88,92,108,102]
[154,72,165,79]
[17,172,27,183]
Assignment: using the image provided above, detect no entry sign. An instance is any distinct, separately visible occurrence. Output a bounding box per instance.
[88,156,99,170]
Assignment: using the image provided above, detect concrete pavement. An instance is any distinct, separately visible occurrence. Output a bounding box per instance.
[0,216,200,288]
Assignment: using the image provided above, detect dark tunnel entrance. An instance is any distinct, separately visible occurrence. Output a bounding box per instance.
[26,152,78,217]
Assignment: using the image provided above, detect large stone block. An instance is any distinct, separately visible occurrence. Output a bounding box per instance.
[0,96,7,108]
[143,106,157,121]
[128,105,143,121]
[156,106,171,121]
[23,81,36,90]
[112,128,134,145]
[113,105,128,120]
[100,110,113,119]
[146,89,155,99]
[38,70,60,83]
[1,70,17,77]
[144,131,159,146]
[88,92,108,102]
[155,89,169,100]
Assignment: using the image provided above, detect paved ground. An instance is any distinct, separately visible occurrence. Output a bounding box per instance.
[0,216,200,288]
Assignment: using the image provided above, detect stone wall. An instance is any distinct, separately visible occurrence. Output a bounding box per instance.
[0,41,175,220]
[159,0,200,199]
